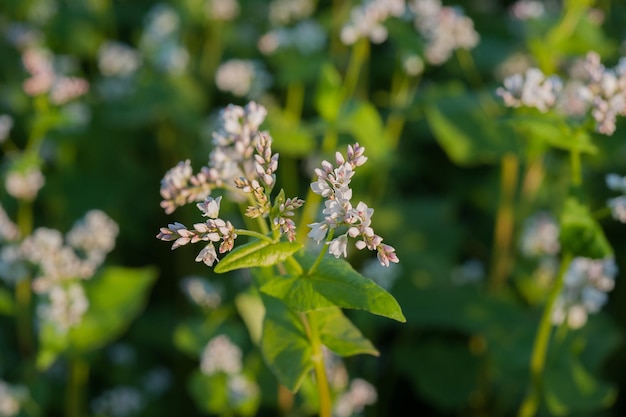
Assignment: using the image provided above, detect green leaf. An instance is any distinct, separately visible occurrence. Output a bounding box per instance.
[260,294,312,391]
[214,240,303,274]
[313,307,378,357]
[314,63,343,122]
[501,115,597,154]
[265,109,316,157]
[544,351,617,415]
[260,254,405,322]
[424,88,521,166]
[394,339,481,411]
[235,290,266,345]
[560,197,613,259]
[0,286,14,315]
[337,101,390,161]
[37,266,157,369]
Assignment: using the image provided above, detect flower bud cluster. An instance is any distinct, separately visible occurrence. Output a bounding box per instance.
[160,160,217,214]
[234,133,278,219]
[552,257,617,329]
[308,143,399,267]
[157,196,238,267]
[273,197,305,242]
[410,0,480,65]
[606,173,626,223]
[340,0,406,45]
[496,68,563,113]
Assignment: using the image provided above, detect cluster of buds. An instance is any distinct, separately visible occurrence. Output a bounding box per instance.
[308,143,399,267]
[233,133,278,219]
[157,196,238,267]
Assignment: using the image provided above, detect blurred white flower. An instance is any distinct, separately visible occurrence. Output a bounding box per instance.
[205,0,240,21]
[5,168,45,201]
[180,276,222,309]
[200,334,243,375]
[98,41,142,77]
[520,212,560,258]
[215,59,271,98]
[496,68,562,112]
[268,0,315,25]
[227,374,258,407]
[38,283,89,332]
[91,386,143,417]
[552,257,617,329]
[509,0,546,20]
[340,0,406,45]
[0,381,28,417]
[258,20,326,55]
[334,378,378,417]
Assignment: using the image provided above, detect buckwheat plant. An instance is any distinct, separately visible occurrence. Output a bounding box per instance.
[157,102,404,417]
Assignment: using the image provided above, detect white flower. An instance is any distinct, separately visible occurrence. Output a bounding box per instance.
[328,234,349,258]
[520,212,560,257]
[5,168,45,201]
[308,222,329,244]
[496,68,563,112]
[98,41,142,77]
[197,196,222,219]
[195,243,219,266]
[334,378,378,417]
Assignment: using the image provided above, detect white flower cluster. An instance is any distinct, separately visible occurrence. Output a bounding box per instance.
[509,0,546,20]
[496,68,563,113]
[215,59,271,99]
[157,196,238,267]
[21,48,89,104]
[552,257,617,329]
[258,20,326,55]
[0,210,118,331]
[340,0,406,45]
[410,0,480,65]
[519,212,560,258]
[139,4,189,75]
[497,52,626,135]
[91,386,143,417]
[159,102,268,213]
[0,380,28,417]
[308,143,399,266]
[158,102,306,262]
[606,173,626,223]
[334,378,378,417]
[0,205,20,243]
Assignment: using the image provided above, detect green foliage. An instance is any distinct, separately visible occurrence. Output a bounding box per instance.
[214,240,303,274]
[559,198,613,259]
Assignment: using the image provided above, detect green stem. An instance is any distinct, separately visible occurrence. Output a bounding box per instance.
[307,229,334,276]
[286,82,305,122]
[302,312,332,417]
[489,154,519,291]
[234,229,274,243]
[517,252,573,417]
[65,356,89,417]
[341,38,369,102]
[570,150,582,186]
